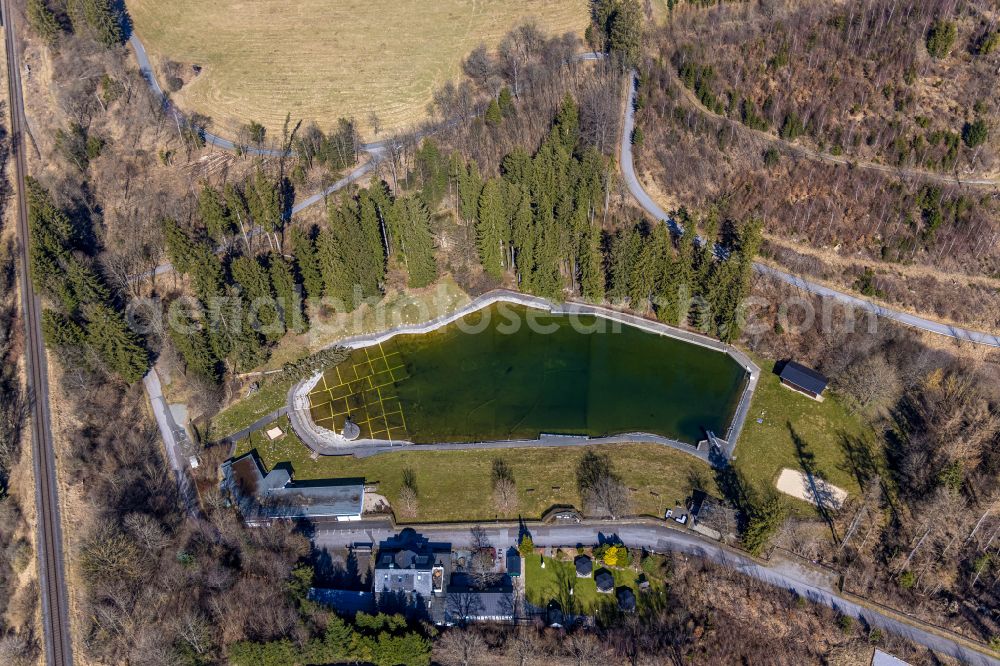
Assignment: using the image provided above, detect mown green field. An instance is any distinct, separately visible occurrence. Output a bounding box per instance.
[735,359,878,508]
[235,431,716,523]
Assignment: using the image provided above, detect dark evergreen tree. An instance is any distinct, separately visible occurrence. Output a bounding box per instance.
[269,252,305,333]
[169,312,221,384]
[476,178,508,280]
[198,183,233,243]
[231,255,283,342]
[84,303,148,383]
[290,226,324,300]
[398,197,438,289]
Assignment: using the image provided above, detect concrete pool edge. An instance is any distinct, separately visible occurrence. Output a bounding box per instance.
[286,290,760,466]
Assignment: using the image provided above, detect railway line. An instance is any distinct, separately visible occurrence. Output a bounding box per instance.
[2,1,74,663]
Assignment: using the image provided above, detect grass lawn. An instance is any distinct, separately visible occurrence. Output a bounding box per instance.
[128,0,588,135]
[735,359,879,510]
[234,432,717,523]
[206,375,297,442]
[524,554,643,615]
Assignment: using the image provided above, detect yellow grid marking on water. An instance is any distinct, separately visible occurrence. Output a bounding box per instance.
[307,342,409,441]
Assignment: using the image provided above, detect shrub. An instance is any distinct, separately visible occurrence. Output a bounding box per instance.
[926,20,957,59]
[974,30,999,56]
[763,147,780,167]
[962,119,988,149]
[779,112,805,140]
[837,614,853,634]
[898,570,916,589]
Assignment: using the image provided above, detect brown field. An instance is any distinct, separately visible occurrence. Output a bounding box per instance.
[128,0,588,137]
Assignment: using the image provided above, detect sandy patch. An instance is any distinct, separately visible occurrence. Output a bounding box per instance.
[775,468,847,509]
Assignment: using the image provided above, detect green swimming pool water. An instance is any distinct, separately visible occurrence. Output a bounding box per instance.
[308,304,749,445]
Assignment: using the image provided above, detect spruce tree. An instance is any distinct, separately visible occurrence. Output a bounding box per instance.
[608,227,640,302]
[84,303,148,383]
[579,224,605,302]
[458,160,483,224]
[399,197,438,289]
[269,252,305,333]
[41,310,87,350]
[357,189,388,285]
[554,94,580,151]
[169,313,221,384]
[290,226,324,300]
[476,179,508,280]
[529,198,563,299]
[198,183,233,243]
[230,255,282,341]
[510,190,534,287]
[629,231,659,311]
[247,169,282,234]
[485,98,503,126]
[27,0,62,43]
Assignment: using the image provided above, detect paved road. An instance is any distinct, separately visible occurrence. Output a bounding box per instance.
[313,518,1000,665]
[143,370,201,517]
[619,73,1000,348]
[2,2,74,663]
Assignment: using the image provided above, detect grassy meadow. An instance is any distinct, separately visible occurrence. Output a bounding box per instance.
[735,359,879,510]
[234,434,717,523]
[128,0,588,135]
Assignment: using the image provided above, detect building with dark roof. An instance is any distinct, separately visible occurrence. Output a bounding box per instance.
[595,569,614,593]
[373,529,450,616]
[616,587,636,612]
[220,451,364,524]
[778,361,829,399]
[444,575,516,624]
[574,554,593,577]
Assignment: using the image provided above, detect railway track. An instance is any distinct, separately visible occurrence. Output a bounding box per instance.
[1,1,74,664]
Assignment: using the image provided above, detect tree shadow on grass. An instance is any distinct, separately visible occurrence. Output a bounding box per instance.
[788,421,839,544]
[552,559,580,618]
[837,429,881,489]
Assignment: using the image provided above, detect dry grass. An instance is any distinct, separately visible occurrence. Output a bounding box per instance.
[128,0,588,136]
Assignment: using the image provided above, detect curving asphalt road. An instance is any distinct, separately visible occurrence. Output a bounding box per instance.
[619,73,1000,348]
[313,517,1000,665]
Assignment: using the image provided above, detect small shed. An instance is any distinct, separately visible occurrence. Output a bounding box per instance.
[616,587,636,612]
[778,361,829,399]
[574,554,593,578]
[595,569,614,593]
